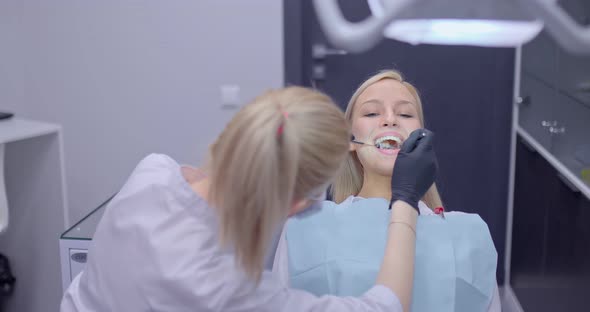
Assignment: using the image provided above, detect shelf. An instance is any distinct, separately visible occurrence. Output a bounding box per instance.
[517,126,590,201]
[0,118,61,144]
[522,70,590,113]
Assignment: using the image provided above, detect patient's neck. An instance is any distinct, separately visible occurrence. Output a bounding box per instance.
[356,171,391,201]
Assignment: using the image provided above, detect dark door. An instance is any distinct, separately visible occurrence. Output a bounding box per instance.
[511,137,590,311]
[284,0,515,284]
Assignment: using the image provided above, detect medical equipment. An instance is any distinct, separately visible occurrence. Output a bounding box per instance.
[313,0,590,54]
[350,135,406,149]
[350,131,427,149]
[350,135,386,149]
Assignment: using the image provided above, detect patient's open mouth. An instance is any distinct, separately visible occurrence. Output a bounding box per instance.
[374,136,401,150]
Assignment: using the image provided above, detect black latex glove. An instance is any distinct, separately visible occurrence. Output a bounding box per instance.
[389,129,438,212]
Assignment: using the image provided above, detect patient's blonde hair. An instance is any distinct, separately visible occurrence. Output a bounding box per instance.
[331,70,443,209]
[208,87,350,282]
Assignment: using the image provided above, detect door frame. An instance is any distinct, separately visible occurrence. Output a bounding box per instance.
[284,0,305,86]
[505,46,521,288]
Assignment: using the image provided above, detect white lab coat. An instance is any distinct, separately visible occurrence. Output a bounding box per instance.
[272,196,502,312]
[60,154,403,312]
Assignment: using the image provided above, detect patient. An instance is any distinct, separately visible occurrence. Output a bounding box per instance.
[273,70,501,311]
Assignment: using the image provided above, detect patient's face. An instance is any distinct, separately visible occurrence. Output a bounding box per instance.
[350,79,422,177]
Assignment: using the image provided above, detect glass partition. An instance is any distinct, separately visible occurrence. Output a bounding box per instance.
[519,0,590,188]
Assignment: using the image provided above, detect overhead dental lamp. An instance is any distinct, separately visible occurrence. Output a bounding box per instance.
[313,0,590,54]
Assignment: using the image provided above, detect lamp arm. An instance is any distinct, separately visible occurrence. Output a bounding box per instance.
[520,0,590,54]
[312,0,413,53]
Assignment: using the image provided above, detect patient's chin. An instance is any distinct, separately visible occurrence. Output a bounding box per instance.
[366,159,396,178]
[378,155,397,168]
[357,150,397,176]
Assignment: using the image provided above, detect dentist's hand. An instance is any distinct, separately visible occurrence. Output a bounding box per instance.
[389,129,438,212]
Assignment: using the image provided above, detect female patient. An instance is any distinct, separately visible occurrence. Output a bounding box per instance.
[273,70,501,311]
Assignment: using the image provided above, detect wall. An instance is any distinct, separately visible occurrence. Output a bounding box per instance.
[0,1,283,310]
[21,0,284,225]
[0,0,25,114]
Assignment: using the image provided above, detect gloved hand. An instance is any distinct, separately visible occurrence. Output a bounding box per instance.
[389,128,438,212]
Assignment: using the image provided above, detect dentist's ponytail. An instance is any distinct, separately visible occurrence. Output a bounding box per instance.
[208,87,350,282]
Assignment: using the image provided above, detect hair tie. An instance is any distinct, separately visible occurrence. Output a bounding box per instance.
[277,110,289,137]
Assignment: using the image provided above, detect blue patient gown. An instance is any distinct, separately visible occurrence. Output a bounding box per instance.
[285,198,498,312]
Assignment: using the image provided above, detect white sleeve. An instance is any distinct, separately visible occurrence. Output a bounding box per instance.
[262,284,403,312]
[487,284,501,312]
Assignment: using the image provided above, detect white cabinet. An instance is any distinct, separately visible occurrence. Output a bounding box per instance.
[0,118,66,311]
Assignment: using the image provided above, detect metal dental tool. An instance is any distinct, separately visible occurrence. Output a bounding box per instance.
[351,135,383,149]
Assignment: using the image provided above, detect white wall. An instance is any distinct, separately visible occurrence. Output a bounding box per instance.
[19,0,284,225]
[0,0,25,114]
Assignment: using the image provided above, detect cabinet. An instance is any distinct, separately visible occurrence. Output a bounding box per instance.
[511,7,590,307]
[0,118,66,311]
[59,196,110,290]
[511,138,590,311]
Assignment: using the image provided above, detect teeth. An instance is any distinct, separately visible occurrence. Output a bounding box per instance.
[374,135,402,145]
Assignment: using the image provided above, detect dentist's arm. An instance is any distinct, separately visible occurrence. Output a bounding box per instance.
[378,201,418,311]
[377,129,438,311]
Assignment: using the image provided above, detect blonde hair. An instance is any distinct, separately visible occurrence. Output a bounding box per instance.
[331,70,443,209]
[208,87,350,282]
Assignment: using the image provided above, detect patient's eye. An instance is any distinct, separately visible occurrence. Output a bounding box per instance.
[364,112,379,117]
[399,113,414,118]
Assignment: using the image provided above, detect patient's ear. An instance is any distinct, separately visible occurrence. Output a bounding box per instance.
[288,199,312,217]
